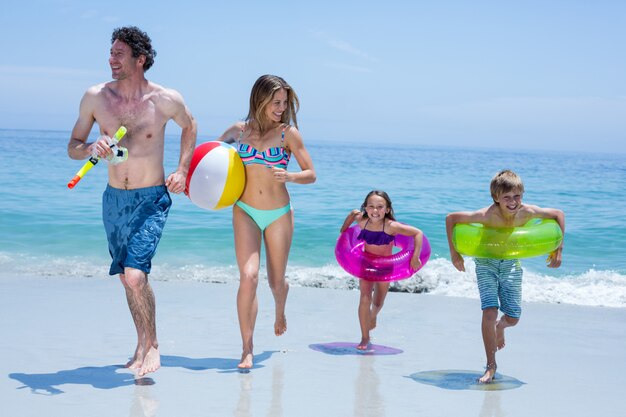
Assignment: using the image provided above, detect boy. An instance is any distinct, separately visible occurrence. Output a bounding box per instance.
[445,170,565,383]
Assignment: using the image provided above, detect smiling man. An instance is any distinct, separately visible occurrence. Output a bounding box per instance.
[67,26,197,376]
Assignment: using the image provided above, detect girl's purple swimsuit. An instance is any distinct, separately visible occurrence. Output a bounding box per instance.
[357,220,395,245]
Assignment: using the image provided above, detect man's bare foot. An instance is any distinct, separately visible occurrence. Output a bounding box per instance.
[356,338,371,351]
[238,351,254,369]
[275,315,287,336]
[125,346,142,369]
[138,346,160,377]
[478,363,497,384]
[496,320,506,350]
[126,358,142,370]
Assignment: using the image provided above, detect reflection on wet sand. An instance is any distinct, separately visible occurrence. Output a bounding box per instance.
[479,391,504,417]
[129,384,159,417]
[354,356,384,417]
[234,362,284,417]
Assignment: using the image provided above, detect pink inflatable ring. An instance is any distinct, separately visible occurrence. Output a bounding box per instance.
[335,225,431,282]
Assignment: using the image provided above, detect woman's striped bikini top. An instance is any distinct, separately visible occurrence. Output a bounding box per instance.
[237,125,290,170]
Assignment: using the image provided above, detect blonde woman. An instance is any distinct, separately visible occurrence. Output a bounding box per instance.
[218,75,316,368]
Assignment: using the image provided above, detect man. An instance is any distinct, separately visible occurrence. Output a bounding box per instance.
[67,26,197,376]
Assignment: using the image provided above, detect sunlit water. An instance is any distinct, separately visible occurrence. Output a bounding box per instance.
[1,129,624,307]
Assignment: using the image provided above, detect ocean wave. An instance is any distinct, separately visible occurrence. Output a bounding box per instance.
[1,252,625,309]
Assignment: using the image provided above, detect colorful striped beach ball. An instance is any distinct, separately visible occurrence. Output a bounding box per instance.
[185,141,245,210]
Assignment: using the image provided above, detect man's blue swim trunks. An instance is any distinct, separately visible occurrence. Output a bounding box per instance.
[102,185,171,275]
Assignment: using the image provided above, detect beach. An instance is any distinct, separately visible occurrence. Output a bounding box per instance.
[2,274,624,417]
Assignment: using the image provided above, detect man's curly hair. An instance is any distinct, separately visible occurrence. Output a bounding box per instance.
[111,26,157,71]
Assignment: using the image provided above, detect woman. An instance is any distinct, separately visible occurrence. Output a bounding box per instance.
[218,75,316,368]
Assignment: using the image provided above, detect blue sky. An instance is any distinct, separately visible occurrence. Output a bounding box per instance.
[1,0,625,153]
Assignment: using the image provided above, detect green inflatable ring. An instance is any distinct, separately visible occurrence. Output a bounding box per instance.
[452,218,563,259]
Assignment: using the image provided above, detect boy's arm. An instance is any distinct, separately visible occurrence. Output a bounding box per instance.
[531,206,565,268]
[445,210,487,272]
[340,209,361,233]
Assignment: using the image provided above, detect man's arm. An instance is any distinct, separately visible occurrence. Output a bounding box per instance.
[67,89,99,160]
[165,89,197,194]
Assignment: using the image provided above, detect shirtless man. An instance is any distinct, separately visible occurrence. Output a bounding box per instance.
[67,26,197,376]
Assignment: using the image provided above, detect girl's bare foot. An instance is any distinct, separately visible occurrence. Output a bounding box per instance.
[356,338,371,351]
[369,313,377,330]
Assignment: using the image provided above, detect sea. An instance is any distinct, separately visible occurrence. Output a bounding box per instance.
[1,129,625,308]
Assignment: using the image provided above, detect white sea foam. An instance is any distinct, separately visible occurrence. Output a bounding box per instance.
[1,252,625,308]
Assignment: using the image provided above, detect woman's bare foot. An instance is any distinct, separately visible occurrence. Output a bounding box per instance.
[478,363,497,384]
[238,351,254,369]
[275,315,287,336]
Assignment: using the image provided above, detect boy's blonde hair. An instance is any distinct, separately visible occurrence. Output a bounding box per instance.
[490,170,524,203]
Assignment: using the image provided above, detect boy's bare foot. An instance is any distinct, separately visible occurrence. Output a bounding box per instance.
[356,338,371,351]
[478,363,497,384]
[275,315,287,336]
[138,346,160,377]
[238,351,254,369]
[496,320,506,350]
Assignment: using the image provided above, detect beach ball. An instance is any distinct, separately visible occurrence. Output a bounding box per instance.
[185,141,245,210]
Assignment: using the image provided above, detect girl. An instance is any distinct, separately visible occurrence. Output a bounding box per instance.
[340,190,424,350]
[217,75,316,369]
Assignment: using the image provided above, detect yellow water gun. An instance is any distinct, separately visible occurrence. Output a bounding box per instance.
[67,126,127,189]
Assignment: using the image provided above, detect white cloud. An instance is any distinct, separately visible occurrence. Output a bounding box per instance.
[313,31,377,62]
[327,39,375,62]
[323,62,373,73]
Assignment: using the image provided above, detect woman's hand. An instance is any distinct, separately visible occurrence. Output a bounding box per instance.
[272,167,291,182]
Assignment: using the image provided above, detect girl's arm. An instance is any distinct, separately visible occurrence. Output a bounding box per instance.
[340,209,362,233]
[389,222,424,270]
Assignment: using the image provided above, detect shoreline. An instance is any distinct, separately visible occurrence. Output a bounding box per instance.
[2,274,625,416]
[2,254,625,309]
